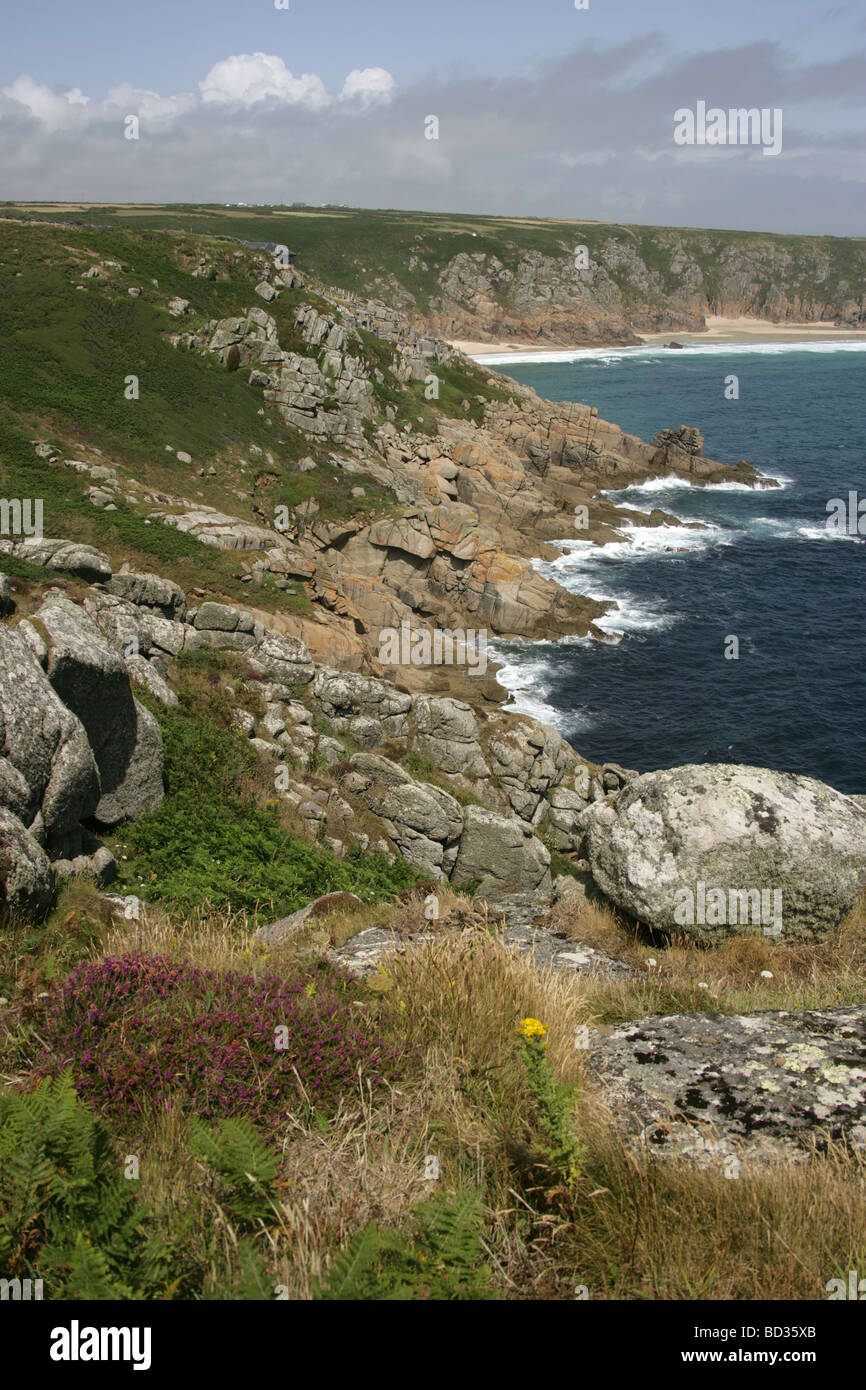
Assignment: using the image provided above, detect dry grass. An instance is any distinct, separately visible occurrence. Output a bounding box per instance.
[117,928,866,1300]
[549,889,866,1022]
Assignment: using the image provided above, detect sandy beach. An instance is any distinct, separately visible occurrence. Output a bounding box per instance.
[450,315,866,357]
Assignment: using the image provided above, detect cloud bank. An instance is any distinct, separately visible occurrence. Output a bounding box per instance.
[0,41,863,234]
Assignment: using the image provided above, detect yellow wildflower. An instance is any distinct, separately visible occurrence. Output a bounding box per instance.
[517,1017,548,1040]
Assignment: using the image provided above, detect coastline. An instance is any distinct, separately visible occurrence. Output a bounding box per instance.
[482,324,813,726]
[449,315,866,359]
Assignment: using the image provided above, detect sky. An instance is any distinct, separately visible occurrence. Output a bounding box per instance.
[0,0,864,234]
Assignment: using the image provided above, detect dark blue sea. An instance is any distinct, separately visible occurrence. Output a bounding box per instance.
[484,342,866,793]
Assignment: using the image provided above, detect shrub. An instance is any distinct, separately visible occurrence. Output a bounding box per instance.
[40,953,405,1128]
[0,1072,282,1299]
[188,1116,278,1223]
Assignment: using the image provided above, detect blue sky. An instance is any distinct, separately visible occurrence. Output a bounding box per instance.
[5,0,864,91]
[1,0,864,233]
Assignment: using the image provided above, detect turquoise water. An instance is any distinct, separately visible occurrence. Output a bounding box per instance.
[486,342,866,793]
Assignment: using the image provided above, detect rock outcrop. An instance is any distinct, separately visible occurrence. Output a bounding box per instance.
[452,805,552,898]
[0,806,54,918]
[36,597,164,827]
[0,625,100,859]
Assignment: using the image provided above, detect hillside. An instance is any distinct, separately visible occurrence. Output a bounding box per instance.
[2,211,866,1305]
[0,215,759,693]
[5,203,866,345]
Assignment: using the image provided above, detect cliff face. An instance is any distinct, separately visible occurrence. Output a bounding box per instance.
[418,233,866,344]
[0,217,769,705]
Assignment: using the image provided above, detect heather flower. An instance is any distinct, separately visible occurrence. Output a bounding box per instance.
[39,952,405,1129]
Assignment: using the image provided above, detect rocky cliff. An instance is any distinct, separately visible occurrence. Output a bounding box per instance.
[416,230,866,344]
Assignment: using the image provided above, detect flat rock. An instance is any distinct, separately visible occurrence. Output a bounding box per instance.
[589,1006,866,1164]
[257,890,364,945]
[0,538,111,581]
[497,921,636,978]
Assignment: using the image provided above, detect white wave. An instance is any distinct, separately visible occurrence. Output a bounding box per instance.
[550,522,728,567]
[739,516,862,543]
[602,473,784,496]
[474,339,866,366]
[485,649,570,730]
[594,597,678,636]
[796,524,863,543]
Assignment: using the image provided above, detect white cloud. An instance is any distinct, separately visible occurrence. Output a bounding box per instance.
[339,67,396,106]
[0,53,395,137]
[0,42,862,234]
[199,53,330,109]
[1,74,91,130]
[104,83,198,126]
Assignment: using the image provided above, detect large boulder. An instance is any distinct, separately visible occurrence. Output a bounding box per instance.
[0,538,111,581]
[246,631,315,690]
[451,805,552,900]
[0,806,54,919]
[0,626,100,857]
[257,891,364,945]
[485,715,580,824]
[585,763,866,944]
[410,696,490,778]
[107,572,188,622]
[312,668,412,740]
[36,597,164,826]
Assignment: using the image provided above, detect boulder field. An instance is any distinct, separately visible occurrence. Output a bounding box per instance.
[3,560,865,954]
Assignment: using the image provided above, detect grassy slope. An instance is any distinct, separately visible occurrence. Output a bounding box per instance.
[0,219,505,604]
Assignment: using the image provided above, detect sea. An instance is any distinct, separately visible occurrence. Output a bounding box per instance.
[479,341,866,794]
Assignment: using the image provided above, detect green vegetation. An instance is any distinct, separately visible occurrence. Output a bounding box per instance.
[111,662,421,920]
[0,1072,170,1298]
[312,1189,497,1300]
[6,204,864,323]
